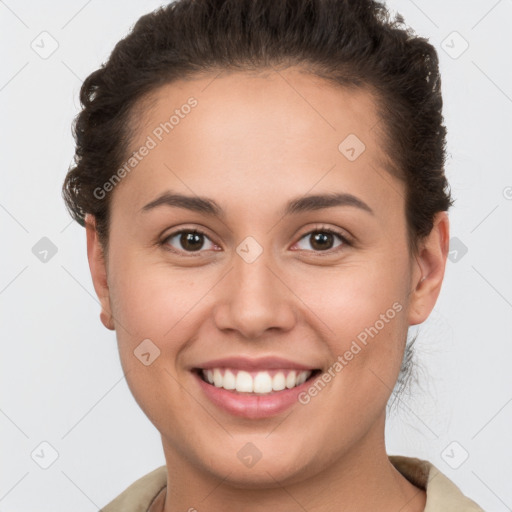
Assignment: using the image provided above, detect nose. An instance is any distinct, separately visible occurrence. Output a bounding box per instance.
[212,247,297,339]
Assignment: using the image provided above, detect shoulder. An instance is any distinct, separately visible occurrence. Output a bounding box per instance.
[100,465,167,512]
[389,455,486,512]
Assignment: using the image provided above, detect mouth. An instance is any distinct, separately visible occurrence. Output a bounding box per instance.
[190,356,325,418]
[193,367,323,395]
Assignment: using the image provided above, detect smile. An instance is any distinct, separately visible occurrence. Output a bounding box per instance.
[198,368,319,394]
[192,365,322,419]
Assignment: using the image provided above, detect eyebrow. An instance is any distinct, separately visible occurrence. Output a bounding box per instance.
[140,190,374,218]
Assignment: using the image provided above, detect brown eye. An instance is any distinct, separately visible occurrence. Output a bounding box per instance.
[294,228,350,253]
[162,229,217,254]
[179,232,205,251]
[310,232,335,251]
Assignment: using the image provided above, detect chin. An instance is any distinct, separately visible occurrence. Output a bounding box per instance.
[195,444,317,489]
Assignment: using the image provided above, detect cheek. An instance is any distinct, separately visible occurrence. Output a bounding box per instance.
[109,255,200,338]
[297,260,409,403]
[106,261,198,431]
[105,258,197,404]
[295,255,408,338]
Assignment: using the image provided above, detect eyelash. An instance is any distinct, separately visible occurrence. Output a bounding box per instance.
[159,225,352,257]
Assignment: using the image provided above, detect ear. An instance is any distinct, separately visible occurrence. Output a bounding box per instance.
[407,211,450,326]
[85,214,115,331]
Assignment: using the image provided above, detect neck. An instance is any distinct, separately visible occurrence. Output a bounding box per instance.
[159,414,426,512]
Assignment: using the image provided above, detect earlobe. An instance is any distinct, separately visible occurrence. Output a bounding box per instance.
[85,214,115,331]
[407,212,450,326]
[100,310,115,331]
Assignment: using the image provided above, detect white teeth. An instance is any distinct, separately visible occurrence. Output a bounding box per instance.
[201,368,312,394]
[272,372,286,391]
[213,368,223,387]
[253,372,273,393]
[286,370,297,389]
[296,371,308,385]
[223,369,236,390]
[235,371,253,392]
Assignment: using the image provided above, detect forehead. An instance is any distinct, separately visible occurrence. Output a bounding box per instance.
[112,67,401,220]
[135,67,384,152]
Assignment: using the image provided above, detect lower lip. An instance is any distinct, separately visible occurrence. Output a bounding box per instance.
[193,371,318,419]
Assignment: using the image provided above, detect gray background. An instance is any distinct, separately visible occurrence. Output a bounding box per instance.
[1,0,511,510]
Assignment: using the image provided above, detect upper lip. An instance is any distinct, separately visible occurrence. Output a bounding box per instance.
[193,356,320,372]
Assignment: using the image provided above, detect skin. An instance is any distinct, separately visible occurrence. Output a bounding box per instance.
[86,67,449,511]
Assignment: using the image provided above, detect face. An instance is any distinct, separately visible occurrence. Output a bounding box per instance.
[87,68,449,488]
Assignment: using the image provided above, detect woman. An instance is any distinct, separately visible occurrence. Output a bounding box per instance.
[61,0,485,510]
